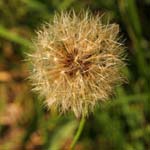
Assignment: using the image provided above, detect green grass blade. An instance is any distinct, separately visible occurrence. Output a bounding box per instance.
[0,25,31,47]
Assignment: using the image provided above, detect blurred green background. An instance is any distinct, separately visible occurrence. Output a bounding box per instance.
[0,0,150,150]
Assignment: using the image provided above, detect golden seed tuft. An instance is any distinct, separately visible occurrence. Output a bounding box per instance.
[28,10,126,118]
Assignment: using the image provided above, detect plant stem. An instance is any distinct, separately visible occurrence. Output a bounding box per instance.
[70,116,86,150]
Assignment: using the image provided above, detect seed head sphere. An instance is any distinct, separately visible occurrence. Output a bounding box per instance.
[29,11,125,118]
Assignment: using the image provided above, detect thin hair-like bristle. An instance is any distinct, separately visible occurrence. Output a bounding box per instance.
[28,10,126,118]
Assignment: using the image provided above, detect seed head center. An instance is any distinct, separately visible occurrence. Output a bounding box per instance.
[62,50,91,77]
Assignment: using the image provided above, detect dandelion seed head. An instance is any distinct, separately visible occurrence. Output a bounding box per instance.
[28,10,126,118]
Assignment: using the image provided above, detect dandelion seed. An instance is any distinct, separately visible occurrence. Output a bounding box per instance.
[28,10,126,118]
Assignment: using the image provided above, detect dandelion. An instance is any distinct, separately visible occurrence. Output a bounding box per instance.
[28,10,126,118]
